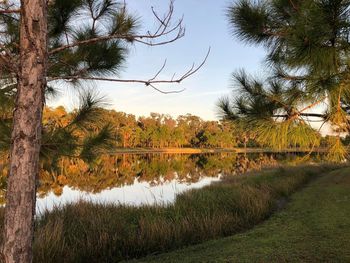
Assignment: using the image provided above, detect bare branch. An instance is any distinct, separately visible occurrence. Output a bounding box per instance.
[47,48,211,94]
[273,113,326,118]
[148,83,184,94]
[298,96,327,114]
[49,30,185,54]
[133,30,184,47]
[300,113,327,118]
[175,47,210,82]
[151,4,170,26]
[151,3,172,35]
[149,59,167,82]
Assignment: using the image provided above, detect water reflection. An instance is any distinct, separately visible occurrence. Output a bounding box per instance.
[36,176,223,213]
[0,152,325,211]
[38,153,277,196]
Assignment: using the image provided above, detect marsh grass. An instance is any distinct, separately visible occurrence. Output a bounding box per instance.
[0,165,340,262]
[140,166,350,262]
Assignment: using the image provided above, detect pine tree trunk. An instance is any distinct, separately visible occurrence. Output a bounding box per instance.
[2,0,47,262]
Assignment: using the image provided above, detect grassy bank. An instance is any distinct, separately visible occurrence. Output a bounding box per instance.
[0,165,339,262]
[135,166,350,262]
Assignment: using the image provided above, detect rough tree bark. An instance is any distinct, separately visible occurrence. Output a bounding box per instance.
[2,0,48,262]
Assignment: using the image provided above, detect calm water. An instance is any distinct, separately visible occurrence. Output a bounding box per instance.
[0,152,325,213]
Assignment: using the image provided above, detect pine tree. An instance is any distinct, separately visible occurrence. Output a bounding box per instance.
[219,0,350,157]
[0,0,208,262]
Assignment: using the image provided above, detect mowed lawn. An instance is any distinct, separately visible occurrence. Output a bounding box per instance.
[133,167,350,262]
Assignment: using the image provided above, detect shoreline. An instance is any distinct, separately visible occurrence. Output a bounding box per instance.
[109,147,328,154]
[29,165,341,263]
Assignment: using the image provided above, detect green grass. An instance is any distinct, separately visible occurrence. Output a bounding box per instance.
[132,166,350,262]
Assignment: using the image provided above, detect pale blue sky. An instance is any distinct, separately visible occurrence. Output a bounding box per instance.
[49,0,266,120]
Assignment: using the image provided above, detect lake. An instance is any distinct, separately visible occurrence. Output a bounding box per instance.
[0,152,325,213]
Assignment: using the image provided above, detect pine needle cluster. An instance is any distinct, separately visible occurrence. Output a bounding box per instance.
[219,0,350,161]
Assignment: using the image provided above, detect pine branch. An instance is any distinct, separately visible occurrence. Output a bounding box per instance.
[298,96,327,114]
[49,1,185,55]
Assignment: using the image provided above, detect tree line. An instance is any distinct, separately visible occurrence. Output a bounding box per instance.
[44,106,248,149]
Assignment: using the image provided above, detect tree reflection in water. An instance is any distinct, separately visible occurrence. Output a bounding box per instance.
[0,152,326,205]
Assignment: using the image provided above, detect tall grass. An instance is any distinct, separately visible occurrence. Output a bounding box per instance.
[0,165,340,262]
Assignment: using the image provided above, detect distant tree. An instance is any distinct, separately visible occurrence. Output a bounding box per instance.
[219,0,350,158]
[0,0,209,261]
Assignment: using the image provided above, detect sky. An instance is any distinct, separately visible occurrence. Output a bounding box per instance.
[48,0,266,120]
